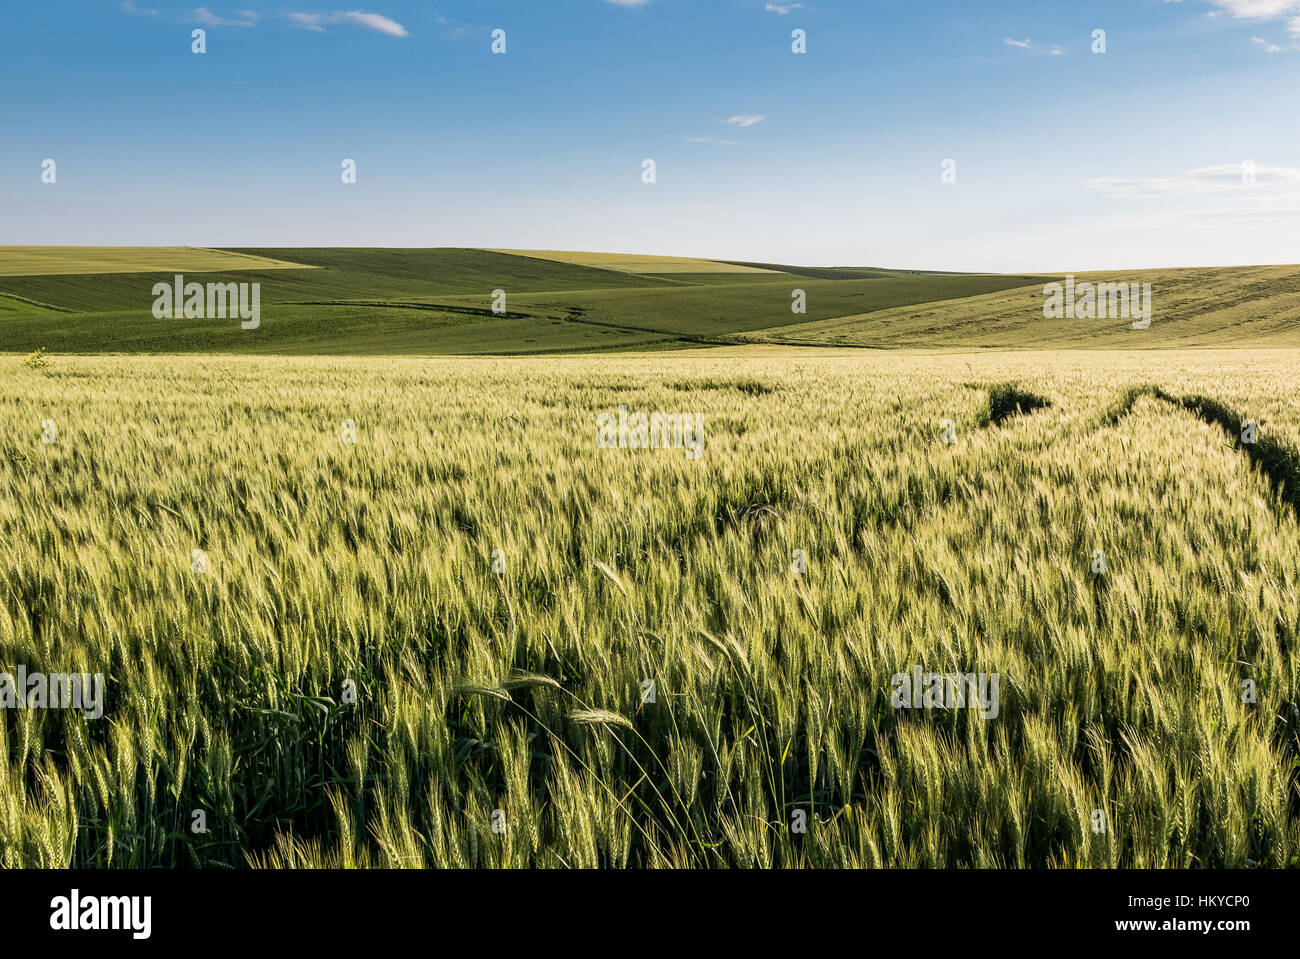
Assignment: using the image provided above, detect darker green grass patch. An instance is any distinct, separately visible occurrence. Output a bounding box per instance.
[668,378,777,396]
[1096,383,1183,428]
[978,382,1051,427]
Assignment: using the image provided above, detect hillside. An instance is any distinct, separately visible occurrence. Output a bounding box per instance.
[0,248,1297,355]
[0,246,1046,355]
[0,246,312,277]
[741,265,1300,350]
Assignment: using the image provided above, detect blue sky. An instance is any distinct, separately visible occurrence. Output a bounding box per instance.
[1,0,1297,271]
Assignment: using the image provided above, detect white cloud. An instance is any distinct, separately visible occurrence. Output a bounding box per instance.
[724,114,766,127]
[121,0,160,16]
[1005,37,1062,55]
[765,2,804,12]
[286,13,326,30]
[193,8,258,27]
[286,10,409,36]
[687,137,739,145]
[1206,0,1300,16]
[1178,0,1300,45]
[1084,162,1300,198]
[1203,0,1300,33]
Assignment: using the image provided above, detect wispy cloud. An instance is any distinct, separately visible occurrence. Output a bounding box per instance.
[1004,37,1062,54]
[687,137,739,145]
[1175,0,1300,50]
[765,2,804,12]
[192,8,258,27]
[1205,0,1300,18]
[1084,162,1300,198]
[724,114,766,127]
[286,11,409,36]
[121,0,160,16]
[1087,155,1300,231]
[1200,1,1300,36]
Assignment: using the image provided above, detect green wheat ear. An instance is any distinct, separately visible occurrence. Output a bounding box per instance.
[565,709,637,731]
[449,683,513,703]
[501,672,563,692]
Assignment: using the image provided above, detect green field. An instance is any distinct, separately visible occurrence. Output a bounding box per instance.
[489,249,782,274]
[3,247,1298,355]
[0,294,54,317]
[0,246,313,277]
[747,265,1300,350]
[1,248,1298,869]
[0,246,1049,354]
[0,248,676,312]
[2,348,1298,867]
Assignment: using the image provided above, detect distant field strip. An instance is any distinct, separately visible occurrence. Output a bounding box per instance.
[0,248,677,315]
[0,293,57,315]
[717,260,975,280]
[1,249,1296,355]
[453,274,1053,342]
[0,272,1055,355]
[0,246,314,277]
[488,249,781,274]
[744,265,1300,349]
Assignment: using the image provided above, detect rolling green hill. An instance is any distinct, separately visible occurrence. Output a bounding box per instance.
[0,303,682,356]
[0,247,1296,355]
[742,265,1300,349]
[0,248,673,314]
[427,274,1050,340]
[0,246,1049,355]
[488,249,780,274]
[716,260,974,280]
[0,294,54,316]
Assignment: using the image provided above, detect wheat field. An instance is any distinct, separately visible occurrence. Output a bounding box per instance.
[0,247,313,277]
[1,348,1297,868]
[486,250,781,275]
